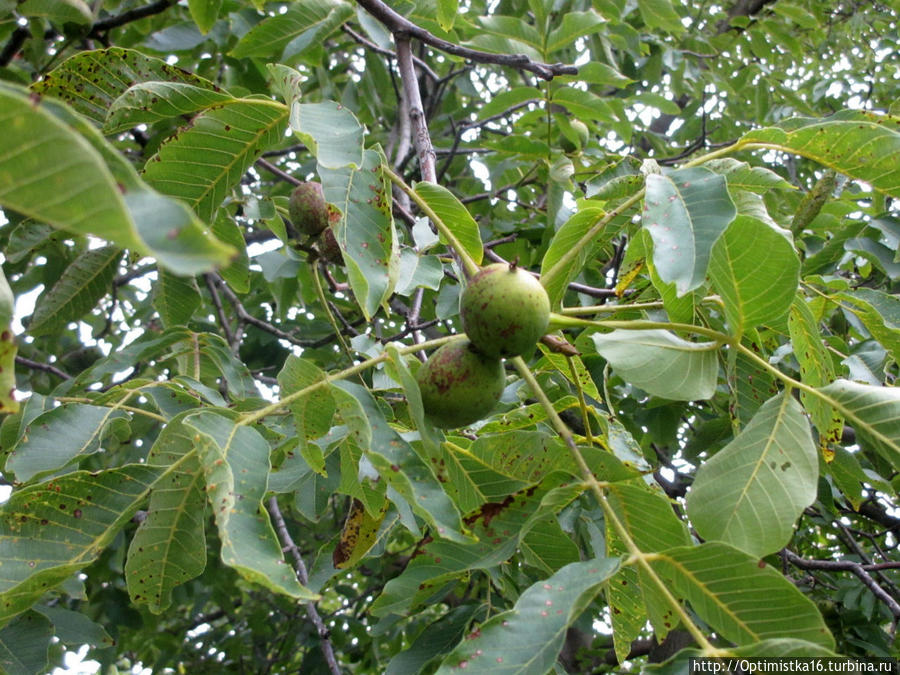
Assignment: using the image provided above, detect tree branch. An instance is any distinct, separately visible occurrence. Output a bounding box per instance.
[783,549,900,618]
[15,355,71,380]
[355,0,577,80]
[266,497,341,675]
[88,0,178,37]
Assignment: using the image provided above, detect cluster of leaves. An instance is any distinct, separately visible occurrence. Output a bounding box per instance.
[1,0,899,672]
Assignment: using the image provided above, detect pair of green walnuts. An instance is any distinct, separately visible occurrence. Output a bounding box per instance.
[289,180,551,429]
[417,263,551,428]
[288,182,342,264]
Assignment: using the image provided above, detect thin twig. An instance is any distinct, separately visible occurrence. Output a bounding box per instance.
[255,158,302,186]
[356,0,578,80]
[341,24,439,81]
[15,355,71,380]
[88,0,178,37]
[204,274,237,351]
[267,497,341,675]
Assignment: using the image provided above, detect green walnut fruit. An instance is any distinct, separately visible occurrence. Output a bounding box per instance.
[317,226,343,265]
[460,262,551,358]
[288,182,329,236]
[416,339,505,428]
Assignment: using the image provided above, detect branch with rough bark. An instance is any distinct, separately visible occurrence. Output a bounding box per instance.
[355,0,578,80]
[783,549,900,619]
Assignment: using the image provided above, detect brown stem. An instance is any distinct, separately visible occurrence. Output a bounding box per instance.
[355,0,577,80]
[266,497,341,675]
[395,36,436,183]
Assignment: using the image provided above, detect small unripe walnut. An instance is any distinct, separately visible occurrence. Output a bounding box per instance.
[288,182,328,236]
[416,339,505,428]
[460,263,551,358]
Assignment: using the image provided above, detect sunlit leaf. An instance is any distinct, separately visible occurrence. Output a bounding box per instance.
[687,393,817,557]
[652,542,835,648]
[741,113,900,197]
[709,216,799,337]
[184,411,317,600]
[414,182,483,268]
[591,329,719,401]
[5,403,130,483]
[0,464,164,625]
[644,167,736,295]
[142,99,288,222]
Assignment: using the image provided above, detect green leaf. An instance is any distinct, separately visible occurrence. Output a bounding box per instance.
[28,246,122,337]
[440,432,570,513]
[286,98,365,170]
[540,206,608,307]
[817,380,900,469]
[606,482,692,552]
[590,329,719,401]
[728,349,779,427]
[704,158,795,192]
[33,47,219,126]
[152,270,201,328]
[520,515,580,573]
[5,403,130,483]
[789,297,842,444]
[18,0,91,25]
[142,99,288,222]
[230,0,353,59]
[644,166,737,295]
[33,605,113,649]
[651,542,834,648]
[413,182,483,268]
[125,416,207,613]
[709,216,799,337]
[435,558,620,674]
[331,381,467,542]
[104,82,232,135]
[184,411,318,600]
[370,475,570,617]
[320,148,399,320]
[211,214,250,293]
[637,0,685,33]
[0,464,164,625]
[552,86,617,123]
[0,611,52,675]
[741,114,900,197]
[436,0,458,31]
[836,288,900,366]
[546,10,606,52]
[0,83,234,276]
[0,330,17,416]
[386,605,481,675]
[687,393,818,557]
[187,0,221,33]
[276,356,335,476]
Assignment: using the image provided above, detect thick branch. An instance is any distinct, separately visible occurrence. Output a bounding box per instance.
[356,0,577,80]
[783,549,900,618]
[395,36,436,183]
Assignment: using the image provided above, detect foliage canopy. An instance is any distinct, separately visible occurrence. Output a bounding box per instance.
[1,0,900,672]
